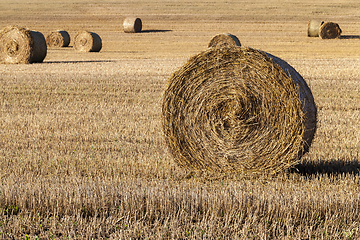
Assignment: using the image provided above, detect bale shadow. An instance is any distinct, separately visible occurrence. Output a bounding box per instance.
[44,60,115,64]
[340,35,360,39]
[140,29,172,33]
[291,159,360,176]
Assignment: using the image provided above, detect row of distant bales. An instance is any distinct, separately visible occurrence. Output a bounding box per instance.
[0,17,143,64]
[0,18,342,64]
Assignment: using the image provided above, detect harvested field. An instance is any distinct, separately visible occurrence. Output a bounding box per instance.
[1,0,360,239]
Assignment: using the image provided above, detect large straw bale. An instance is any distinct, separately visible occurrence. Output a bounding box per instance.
[208,33,241,48]
[0,25,47,64]
[46,30,70,47]
[307,20,324,37]
[123,17,142,33]
[162,46,317,174]
[319,22,342,39]
[73,31,102,52]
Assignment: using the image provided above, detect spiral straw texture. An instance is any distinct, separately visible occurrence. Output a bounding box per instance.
[162,46,317,174]
[73,31,102,52]
[0,25,47,64]
[208,33,241,48]
[46,30,70,47]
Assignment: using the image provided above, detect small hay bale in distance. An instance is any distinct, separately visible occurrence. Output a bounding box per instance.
[123,17,142,33]
[73,31,102,52]
[46,30,70,47]
[0,25,47,64]
[307,20,324,37]
[208,33,241,48]
[162,46,317,174]
[319,22,342,39]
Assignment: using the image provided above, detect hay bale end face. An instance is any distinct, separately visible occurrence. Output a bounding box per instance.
[46,30,70,47]
[73,31,102,52]
[162,46,317,174]
[0,25,47,64]
[123,17,142,33]
[307,20,324,37]
[208,33,241,48]
[319,22,342,39]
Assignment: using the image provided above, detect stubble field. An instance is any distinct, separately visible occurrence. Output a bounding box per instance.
[1,0,360,239]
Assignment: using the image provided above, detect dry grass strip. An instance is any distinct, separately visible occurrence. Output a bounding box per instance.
[123,17,142,33]
[73,31,102,52]
[208,33,241,48]
[0,25,47,64]
[162,46,317,174]
[319,22,342,39]
[307,20,324,37]
[46,30,70,47]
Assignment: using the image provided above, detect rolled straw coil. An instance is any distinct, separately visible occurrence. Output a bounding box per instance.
[123,17,142,33]
[307,20,324,37]
[162,46,317,174]
[0,25,47,64]
[73,31,102,52]
[208,33,241,48]
[319,22,342,39]
[46,30,70,47]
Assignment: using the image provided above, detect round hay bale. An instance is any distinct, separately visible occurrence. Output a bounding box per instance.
[208,33,241,48]
[319,22,342,39]
[73,31,102,52]
[46,30,70,47]
[0,25,47,64]
[162,46,317,174]
[307,20,324,37]
[123,17,142,33]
